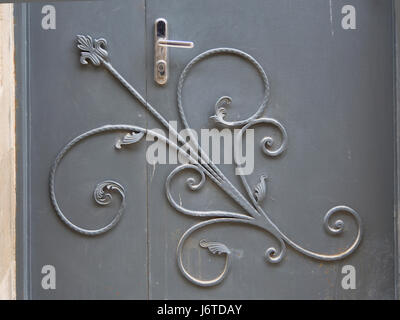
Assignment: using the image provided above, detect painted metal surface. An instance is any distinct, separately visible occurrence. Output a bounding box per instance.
[145,0,394,299]
[17,0,148,299]
[16,0,395,299]
[50,35,362,288]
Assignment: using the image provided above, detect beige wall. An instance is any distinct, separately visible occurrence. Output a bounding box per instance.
[0,3,16,300]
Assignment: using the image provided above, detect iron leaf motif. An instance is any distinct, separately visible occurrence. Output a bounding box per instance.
[210,96,232,125]
[115,131,145,149]
[254,175,267,203]
[200,239,231,255]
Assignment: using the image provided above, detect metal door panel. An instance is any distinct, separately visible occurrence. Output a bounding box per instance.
[145,0,394,299]
[16,0,396,299]
[21,0,148,299]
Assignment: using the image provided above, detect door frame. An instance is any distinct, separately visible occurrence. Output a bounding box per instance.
[394,0,400,300]
[15,2,29,300]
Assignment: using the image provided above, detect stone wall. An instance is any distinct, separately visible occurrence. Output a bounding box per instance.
[0,3,16,300]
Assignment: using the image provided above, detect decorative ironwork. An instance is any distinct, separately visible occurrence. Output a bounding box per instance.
[49,35,362,287]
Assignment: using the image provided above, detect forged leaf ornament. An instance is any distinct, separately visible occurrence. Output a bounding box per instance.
[115,131,145,149]
[210,96,232,125]
[253,175,267,203]
[200,239,231,255]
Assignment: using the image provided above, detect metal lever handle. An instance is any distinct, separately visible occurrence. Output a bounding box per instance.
[157,40,194,49]
[154,18,194,85]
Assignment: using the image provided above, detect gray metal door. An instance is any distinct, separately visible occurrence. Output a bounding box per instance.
[16,0,395,299]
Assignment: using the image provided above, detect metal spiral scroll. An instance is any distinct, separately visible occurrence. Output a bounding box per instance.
[49,125,143,236]
[50,35,362,287]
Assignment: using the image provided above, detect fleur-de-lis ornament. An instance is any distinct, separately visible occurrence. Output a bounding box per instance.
[77,35,108,66]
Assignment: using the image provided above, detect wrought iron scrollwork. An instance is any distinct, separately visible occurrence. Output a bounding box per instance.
[49,35,362,287]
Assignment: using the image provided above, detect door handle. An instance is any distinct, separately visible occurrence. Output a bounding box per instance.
[154,18,194,85]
